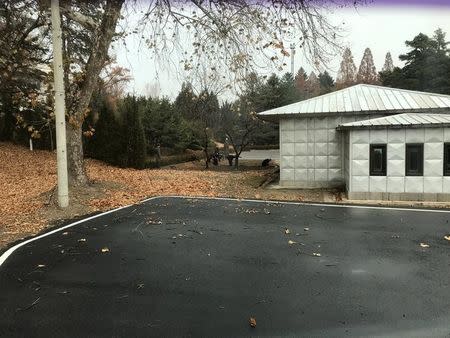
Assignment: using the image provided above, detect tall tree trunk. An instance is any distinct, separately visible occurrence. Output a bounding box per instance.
[64,0,124,186]
[66,124,88,186]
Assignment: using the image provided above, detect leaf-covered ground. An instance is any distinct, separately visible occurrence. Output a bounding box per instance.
[0,143,319,249]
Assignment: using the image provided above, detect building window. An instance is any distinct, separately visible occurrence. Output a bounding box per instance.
[370,144,387,176]
[444,143,450,176]
[405,144,423,176]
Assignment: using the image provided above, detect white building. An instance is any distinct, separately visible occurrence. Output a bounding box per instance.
[259,84,450,201]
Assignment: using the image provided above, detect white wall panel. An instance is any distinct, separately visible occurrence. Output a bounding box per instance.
[352,143,370,161]
[405,177,424,193]
[281,155,295,169]
[424,159,442,176]
[315,143,328,156]
[424,177,443,193]
[314,169,328,181]
[294,130,307,143]
[281,169,295,181]
[353,160,369,176]
[294,156,307,169]
[294,119,307,130]
[329,169,342,181]
[387,143,405,160]
[281,143,295,156]
[425,128,443,142]
[352,176,369,191]
[352,130,368,144]
[388,129,405,143]
[387,177,404,193]
[370,129,388,143]
[387,159,404,176]
[329,156,341,169]
[294,169,307,181]
[443,177,450,192]
[370,176,387,192]
[281,130,295,143]
[406,128,424,143]
[294,143,307,156]
[424,142,442,160]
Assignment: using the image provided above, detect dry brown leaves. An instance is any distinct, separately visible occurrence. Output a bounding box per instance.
[0,142,304,249]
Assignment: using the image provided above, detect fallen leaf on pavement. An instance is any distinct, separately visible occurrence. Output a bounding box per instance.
[249,317,256,328]
[101,247,110,253]
[419,243,430,248]
[285,228,290,234]
[288,240,297,245]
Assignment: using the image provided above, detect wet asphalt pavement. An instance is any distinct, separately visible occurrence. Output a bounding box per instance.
[1,196,450,337]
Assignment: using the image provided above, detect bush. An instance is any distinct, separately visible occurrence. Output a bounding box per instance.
[145,151,202,168]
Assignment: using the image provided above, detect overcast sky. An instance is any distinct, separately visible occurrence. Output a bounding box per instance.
[113,1,450,100]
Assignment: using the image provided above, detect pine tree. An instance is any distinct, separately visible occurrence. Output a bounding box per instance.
[318,71,335,94]
[121,96,147,169]
[336,48,357,89]
[305,71,320,98]
[294,67,308,99]
[382,52,394,72]
[357,48,378,84]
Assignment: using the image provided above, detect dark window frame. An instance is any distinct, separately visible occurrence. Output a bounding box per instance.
[444,143,450,176]
[370,144,387,176]
[405,143,424,176]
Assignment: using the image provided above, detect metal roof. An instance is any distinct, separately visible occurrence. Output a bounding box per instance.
[337,113,450,130]
[258,84,450,117]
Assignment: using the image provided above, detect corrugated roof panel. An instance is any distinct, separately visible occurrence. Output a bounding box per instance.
[336,91,345,112]
[307,98,316,113]
[378,88,395,110]
[329,92,338,112]
[430,95,447,108]
[299,100,308,114]
[420,94,438,108]
[409,93,428,108]
[386,89,403,110]
[368,87,386,110]
[355,85,369,111]
[360,85,376,110]
[322,95,330,113]
[349,86,361,112]
[402,92,420,109]
[434,115,450,123]
[258,84,450,117]
[338,113,450,129]
[441,97,450,107]
[343,90,352,111]
[393,90,410,109]
[392,114,409,125]
[314,96,323,113]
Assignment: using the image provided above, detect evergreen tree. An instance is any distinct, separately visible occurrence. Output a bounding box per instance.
[318,71,335,94]
[336,48,357,89]
[357,48,378,84]
[381,52,394,72]
[174,82,197,120]
[305,71,320,98]
[294,67,308,99]
[381,29,450,94]
[121,96,146,169]
[85,95,126,166]
[279,73,299,105]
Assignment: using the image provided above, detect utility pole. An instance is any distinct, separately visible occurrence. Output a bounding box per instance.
[290,43,296,76]
[50,0,69,208]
